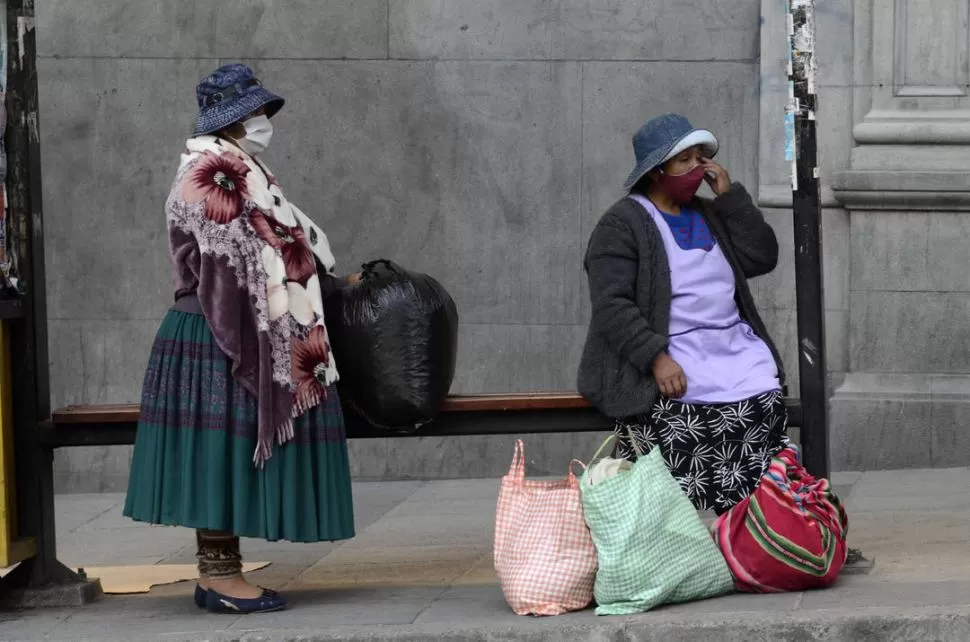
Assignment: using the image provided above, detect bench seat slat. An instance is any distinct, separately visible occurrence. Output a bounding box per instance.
[50,394,801,427]
[50,394,596,425]
[441,393,594,412]
[51,404,140,424]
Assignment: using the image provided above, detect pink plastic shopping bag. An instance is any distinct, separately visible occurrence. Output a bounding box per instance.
[493,439,597,616]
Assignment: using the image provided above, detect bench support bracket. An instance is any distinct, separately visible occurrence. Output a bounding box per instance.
[0,445,103,607]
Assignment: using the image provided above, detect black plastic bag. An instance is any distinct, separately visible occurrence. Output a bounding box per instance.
[324,259,459,433]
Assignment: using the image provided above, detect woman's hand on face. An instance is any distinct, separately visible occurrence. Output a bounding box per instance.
[652,352,688,398]
[346,272,363,285]
[701,158,731,195]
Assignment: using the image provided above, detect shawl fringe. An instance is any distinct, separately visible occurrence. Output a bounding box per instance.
[253,418,296,468]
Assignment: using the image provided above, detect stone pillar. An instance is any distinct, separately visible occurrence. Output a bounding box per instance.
[831,0,970,469]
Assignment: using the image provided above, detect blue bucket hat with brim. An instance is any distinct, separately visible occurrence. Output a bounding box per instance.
[194,64,285,136]
[622,113,719,191]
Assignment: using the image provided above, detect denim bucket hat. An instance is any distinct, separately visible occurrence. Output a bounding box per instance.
[194,64,285,136]
[622,114,718,191]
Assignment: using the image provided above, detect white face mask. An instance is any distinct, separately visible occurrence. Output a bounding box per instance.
[234,114,273,156]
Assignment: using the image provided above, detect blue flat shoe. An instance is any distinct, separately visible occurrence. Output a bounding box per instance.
[196,585,279,609]
[195,584,208,609]
[205,587,288,614]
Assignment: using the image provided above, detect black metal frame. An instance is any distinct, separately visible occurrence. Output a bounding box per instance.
[37,408,611,448]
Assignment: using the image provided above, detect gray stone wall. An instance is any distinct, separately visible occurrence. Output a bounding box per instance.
[762,0,970,473]
[827,0,970,471]
[37,0,879,492]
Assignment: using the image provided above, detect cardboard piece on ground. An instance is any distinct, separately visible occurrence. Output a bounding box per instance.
[75,562,271,594]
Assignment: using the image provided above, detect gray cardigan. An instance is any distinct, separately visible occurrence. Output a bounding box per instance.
[577,182,785,419]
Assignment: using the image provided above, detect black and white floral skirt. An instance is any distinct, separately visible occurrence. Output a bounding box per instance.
[613,390,789,515]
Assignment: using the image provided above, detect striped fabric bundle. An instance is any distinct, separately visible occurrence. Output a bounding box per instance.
[711,446,849,593]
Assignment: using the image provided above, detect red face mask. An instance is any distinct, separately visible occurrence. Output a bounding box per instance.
[658,165,706,204]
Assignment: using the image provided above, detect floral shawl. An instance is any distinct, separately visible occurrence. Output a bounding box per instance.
[166,135,339,466]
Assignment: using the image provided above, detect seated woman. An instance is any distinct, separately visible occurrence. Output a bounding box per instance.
[578,113,789,515]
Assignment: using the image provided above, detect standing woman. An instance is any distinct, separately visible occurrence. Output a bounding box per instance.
[124,64,357,613]
[578,113,789,515]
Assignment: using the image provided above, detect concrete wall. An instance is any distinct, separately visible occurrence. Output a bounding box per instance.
[35,0,869,492]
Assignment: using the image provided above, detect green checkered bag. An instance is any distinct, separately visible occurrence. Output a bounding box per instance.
[580,435,734,615]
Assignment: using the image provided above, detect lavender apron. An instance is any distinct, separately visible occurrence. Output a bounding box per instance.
[614,195,788,514]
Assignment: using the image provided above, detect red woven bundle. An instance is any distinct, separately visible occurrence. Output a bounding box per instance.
[711,447,849,593]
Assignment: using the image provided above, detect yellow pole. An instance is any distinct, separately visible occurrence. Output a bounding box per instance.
[0,319,36,568]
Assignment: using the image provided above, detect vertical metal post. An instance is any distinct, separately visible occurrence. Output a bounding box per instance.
[787,0,829,479]
[785,0,872,574]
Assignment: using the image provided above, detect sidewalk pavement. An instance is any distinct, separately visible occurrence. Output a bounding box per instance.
[1,467,969,641]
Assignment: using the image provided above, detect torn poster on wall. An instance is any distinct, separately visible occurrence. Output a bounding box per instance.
[786,0,817,192]
[784,7,797,188]
[0,0,13,297]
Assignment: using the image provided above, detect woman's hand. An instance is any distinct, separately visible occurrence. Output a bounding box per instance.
[652,352,687,398]
[346,272,363,285]
[701,158,731,195]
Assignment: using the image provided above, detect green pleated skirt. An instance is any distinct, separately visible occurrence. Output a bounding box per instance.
[123,309,355,543]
